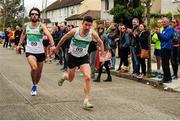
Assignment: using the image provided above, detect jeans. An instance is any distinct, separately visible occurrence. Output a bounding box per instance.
[130,46,140,74]
[110,48,116,68]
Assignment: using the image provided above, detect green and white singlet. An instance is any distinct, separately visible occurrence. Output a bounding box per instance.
[26,22,44,54]
[69,27,93,57]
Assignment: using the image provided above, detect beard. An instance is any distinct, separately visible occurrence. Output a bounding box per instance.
[31,18,39,23]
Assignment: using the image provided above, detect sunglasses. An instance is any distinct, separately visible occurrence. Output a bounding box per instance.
[31,13,39,16]
[121,27,126,30]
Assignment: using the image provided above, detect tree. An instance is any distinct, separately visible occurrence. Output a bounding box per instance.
[110,0,144,27]
[0,0,23,29]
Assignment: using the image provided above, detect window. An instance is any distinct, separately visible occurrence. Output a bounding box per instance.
[105,0,109,11]
[71,7,74,15]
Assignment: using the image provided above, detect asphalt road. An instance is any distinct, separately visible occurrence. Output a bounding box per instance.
[0,45,180,120]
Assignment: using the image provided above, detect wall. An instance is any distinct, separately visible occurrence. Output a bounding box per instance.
[46,4,80,25]
[161,0,180,15]
[80,0,101,13]
[100,0,114,21]
[150,0,161,14]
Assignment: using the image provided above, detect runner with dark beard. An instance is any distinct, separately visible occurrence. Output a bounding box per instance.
[16,7,55,96]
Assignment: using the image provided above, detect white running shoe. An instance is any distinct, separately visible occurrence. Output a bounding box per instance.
[83,101,94,109]
[31,85,37,96]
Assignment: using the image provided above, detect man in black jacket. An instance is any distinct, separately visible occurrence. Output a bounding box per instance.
[15,26,22,53]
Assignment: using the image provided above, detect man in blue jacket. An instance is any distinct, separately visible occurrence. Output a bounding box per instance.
[156,17,174,83]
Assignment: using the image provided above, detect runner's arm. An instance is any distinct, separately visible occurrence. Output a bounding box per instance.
[56,28,76,50]
[92,30,105,58]
[41,23,55,47]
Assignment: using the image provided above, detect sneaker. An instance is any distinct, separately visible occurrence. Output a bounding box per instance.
[172,75,178,80]
[136,74,144,79]
[83,101,93,109]
[60,67,65,70]
[132,73,138,78]
[58,78,65,86]
[110,67,115,70]
[44,59,47,63]
[103,76,112,82]
[116,68,121,71]
[93,78,100,82]
[63,68,67,72]
[157,73,163,79]
[31,85,37,96]
[48,60,52,64]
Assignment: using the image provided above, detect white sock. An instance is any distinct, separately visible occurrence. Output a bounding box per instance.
[84,98,89,103]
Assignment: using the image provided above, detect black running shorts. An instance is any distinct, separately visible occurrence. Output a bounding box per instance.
[68,54,89,69]
[26,53,46,63]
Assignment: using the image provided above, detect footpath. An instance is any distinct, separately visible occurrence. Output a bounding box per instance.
[111,58,180,92]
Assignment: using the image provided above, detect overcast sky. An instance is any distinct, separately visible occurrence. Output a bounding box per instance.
[24,0,56,16]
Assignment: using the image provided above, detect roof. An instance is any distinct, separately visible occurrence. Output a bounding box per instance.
[46,0,84,12]
[42,18,51,23]
[65,10,100,21]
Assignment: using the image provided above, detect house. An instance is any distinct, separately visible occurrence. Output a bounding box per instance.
[100,0,114,21]
[44,0,101,26]
[150,0,161,14]
[65,10,100,27]
[161,0,180,15]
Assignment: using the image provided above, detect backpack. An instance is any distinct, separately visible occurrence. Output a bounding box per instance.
[173,28,179,42]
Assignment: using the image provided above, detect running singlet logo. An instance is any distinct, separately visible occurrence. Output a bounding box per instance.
[71,36,90,53]
[27,34,43,46]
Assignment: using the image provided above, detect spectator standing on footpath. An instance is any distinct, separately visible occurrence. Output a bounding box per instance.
[171,19,180,79]
[128,18,141,77]
[3,28,9,48]
[116,24,130,73]
[43,33,51,63]
[173,19,180,65]
[152,19,163,77]
[14,26,22,52]
[93,25,112,82]
[52,25,60,61]
[155,17,174,83]
[88,36,97,80]
[134,23,150,79]
[106,23,118,70]
[61,26,70,71]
